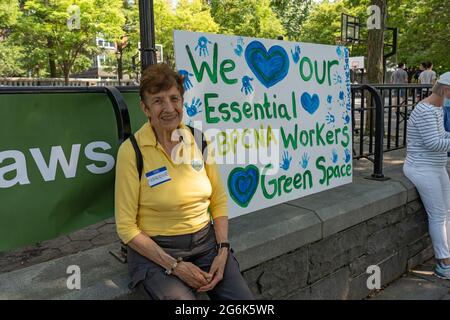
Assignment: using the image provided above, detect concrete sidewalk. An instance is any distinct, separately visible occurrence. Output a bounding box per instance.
[0,218,119,274]
[370,258,450,300]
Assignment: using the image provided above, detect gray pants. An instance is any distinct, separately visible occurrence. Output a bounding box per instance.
[127,223,255,300]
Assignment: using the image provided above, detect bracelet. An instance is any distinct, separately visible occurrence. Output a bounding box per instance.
[165,257,183,275]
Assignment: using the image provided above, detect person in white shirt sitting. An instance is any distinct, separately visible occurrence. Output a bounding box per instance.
[404,71,450,279]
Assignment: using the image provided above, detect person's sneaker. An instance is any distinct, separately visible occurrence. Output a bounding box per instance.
[434,262,450,279]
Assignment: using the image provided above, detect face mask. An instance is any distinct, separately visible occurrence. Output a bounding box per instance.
[445,98,450,108]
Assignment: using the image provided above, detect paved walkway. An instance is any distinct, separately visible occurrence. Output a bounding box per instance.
[370,258,450,300]
[0,218,120,274]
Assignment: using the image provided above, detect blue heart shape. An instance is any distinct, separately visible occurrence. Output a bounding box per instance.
[245,41,289,88]
[300,92,320,115]
[227,165,260,208]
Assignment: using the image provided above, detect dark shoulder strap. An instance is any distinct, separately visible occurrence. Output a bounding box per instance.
[129,134,143,181]
[187,125,207,159]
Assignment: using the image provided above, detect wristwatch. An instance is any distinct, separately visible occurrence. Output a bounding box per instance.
[216,242,231,251]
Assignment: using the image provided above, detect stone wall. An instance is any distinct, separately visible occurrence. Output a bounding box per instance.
[242,198,431,300]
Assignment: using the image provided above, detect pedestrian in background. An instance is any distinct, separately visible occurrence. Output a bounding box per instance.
[419,61,437,85]
[413,62,426,83]
[391,63,408,102]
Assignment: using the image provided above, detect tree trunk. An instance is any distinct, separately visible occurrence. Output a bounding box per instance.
[117,48,123,85]
[47,38,57,78]
[63,62,70,86]
[365,0,386,134]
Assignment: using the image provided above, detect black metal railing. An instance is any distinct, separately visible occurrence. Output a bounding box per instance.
[350,83,433,179]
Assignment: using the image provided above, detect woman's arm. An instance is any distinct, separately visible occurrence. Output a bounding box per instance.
[212,216,229,244]
[115,141,142,244]
[415,107,450,152]
[127,233,178,270]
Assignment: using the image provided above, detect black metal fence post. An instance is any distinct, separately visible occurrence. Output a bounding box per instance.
[363,84,388,180]
[351,84,390,181]
[139,0,157,71]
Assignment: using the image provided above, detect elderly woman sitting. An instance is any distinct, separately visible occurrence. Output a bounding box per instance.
[114,63,254,300]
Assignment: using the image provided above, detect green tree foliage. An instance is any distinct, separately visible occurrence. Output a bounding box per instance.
[168,0,219,64]
[0,0,20,33]
[209,0,286,39]
[0,43,25,77]
[388,0,450,73]
[3,0,448,80]
[270,0,312,41]
[0,0,25,76]
[119,0,218,70]
[299,0,369,46]
[11,0,125,83]
[299,0,449,74]
[300,1,345,44]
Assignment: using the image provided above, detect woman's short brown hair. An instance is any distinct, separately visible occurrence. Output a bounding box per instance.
[139,63,185,102]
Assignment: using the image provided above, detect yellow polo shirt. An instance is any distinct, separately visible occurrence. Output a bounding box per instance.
[115,122,228,244]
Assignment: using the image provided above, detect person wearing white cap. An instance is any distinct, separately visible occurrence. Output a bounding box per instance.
[403,71,450,279]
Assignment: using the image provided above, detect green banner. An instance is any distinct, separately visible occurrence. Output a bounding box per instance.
[0,92,123,251]
[122,91,147,131]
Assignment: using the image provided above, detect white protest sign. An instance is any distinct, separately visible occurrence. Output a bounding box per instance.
[174,31,352,218]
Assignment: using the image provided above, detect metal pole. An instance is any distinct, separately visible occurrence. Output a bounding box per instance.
[139,0,156,71]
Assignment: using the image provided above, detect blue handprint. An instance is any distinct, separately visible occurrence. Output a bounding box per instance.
[184,97,202,117]
[333,71,342,85]
[233,37,244,57]
[342,112,351,125]
[300,152,310,169]
[178,69,194,91]
[195,36,212,57]
[291,45,301,64]
[331,149,338,164]
[241,76,254,95]
[336,46,344,60]
[326,112,335,125]
[343,149,351,163]
[327,95,333,104]
[280,151,292,171]
[338,90,345,108]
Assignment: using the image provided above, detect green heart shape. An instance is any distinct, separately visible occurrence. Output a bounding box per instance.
[227,165,260,208]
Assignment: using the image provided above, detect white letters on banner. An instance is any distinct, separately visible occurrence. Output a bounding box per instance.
[0,141,115,188]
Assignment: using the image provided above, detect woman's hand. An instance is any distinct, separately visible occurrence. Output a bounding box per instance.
[172,261,213,289]
[196,248,228,292]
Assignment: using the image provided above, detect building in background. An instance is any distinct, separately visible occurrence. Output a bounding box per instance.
[72,36,120,80]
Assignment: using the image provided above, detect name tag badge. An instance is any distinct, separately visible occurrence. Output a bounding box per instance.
[146,166,171,187]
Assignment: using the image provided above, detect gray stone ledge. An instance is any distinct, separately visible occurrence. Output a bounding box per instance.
[286,177,407,237]
[229,204,321,271]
